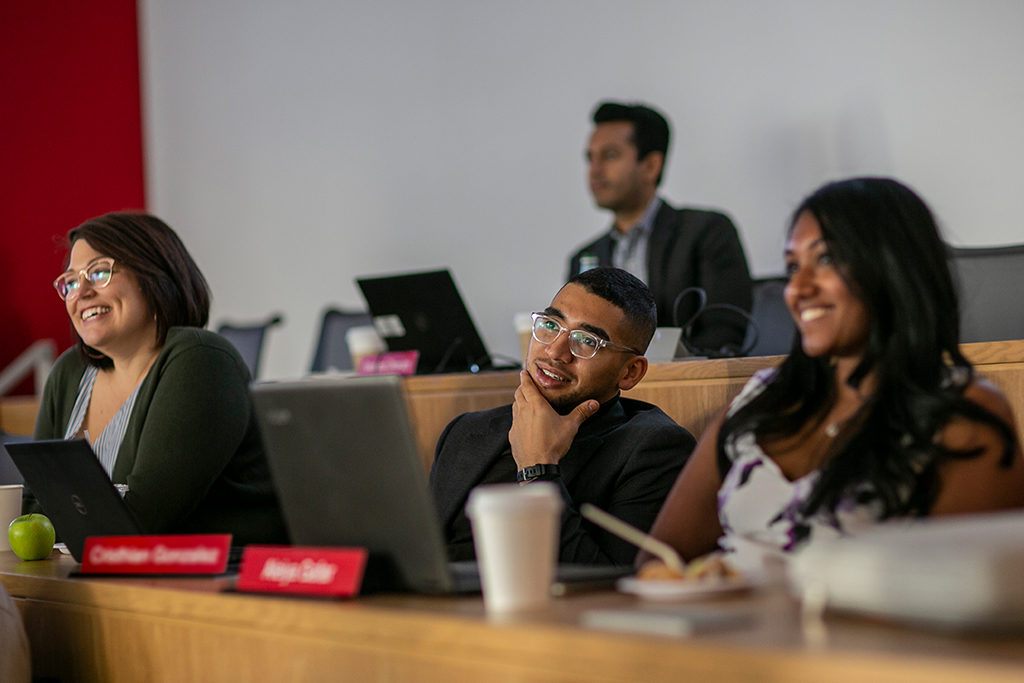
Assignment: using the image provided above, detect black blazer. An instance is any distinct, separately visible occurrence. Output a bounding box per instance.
[569,201,753,354]
[429,397,695,565]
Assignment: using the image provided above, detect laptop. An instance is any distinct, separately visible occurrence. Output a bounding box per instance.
[251,375,630,594]
[646,327,684,363]
[3,439,141,562]
[356,269,494,375]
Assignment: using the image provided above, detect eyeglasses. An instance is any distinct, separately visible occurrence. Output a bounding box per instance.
[530,312,641,360]
[53,258,115,301]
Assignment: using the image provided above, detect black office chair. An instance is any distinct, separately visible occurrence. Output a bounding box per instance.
[742,277,796,357]
[949,244,1024,343]
[216,313,284,379]
[309,308,374,372]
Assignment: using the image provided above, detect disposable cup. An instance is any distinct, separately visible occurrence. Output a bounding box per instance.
[345,325,387,372]
[466,482,562,613]
[0,484,24,553]
[514,312,534,365]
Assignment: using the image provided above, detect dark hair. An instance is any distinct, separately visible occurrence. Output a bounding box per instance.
[66,212,211,368]
[568,266,657,352]
[592,101,670,185]
[718,177,1015,518]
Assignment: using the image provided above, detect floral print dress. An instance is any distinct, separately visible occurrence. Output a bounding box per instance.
[715,369,882,567]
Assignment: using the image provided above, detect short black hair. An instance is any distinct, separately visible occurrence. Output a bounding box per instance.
[66,212,211,368]
[567,266,657,352]
[592,101,671,185]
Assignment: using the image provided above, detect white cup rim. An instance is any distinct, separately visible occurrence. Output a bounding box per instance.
[465,482,561,517]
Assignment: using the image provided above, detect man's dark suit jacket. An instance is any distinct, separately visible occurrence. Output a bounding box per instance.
[429,397,695,566]
[569,201,753,355]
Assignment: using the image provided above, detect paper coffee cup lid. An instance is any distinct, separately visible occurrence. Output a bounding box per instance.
[466,482,561,517]
[513,312,534,333]
[345,325,386,351]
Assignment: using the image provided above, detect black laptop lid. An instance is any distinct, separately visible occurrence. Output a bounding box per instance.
[251,375,459,593]
[356,269,492,374]
[4,439,141,561]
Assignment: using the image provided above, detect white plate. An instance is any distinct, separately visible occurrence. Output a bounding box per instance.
[616,573,761,601]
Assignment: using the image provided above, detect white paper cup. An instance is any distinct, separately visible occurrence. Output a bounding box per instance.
[466,482,562,613]
[513,312,534,365]
[345,325,387,372]
[0,484,24,553]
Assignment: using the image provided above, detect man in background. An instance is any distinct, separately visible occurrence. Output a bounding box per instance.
[429,267,695,566]
[569,101,753,356]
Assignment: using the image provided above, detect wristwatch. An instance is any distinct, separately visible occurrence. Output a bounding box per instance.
[516,464,561,483]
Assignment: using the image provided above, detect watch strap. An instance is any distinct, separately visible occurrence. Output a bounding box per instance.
[516,463,561,483]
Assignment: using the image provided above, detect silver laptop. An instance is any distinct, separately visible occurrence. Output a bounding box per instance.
[250,375,630,594]
[251,375,472,593]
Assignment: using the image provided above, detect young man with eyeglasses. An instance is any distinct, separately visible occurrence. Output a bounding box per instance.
[429,267,695,566]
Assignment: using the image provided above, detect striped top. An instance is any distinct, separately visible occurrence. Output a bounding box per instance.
[63,365,143,478]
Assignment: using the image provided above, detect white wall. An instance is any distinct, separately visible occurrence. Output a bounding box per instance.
[140,0,1024,379]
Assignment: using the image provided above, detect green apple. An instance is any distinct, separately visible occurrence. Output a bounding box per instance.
[8,513,56,561]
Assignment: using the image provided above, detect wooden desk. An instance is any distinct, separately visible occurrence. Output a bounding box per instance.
[2,552,1023,682]
[0,395,39,437]
[404,339,1024,471]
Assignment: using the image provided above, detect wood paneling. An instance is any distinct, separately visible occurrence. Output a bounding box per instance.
[0,396,38,437]
[404,340,1024,471]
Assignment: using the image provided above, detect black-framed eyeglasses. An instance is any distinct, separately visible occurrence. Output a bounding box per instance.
[53,258,115,301]
[530,312,641,360]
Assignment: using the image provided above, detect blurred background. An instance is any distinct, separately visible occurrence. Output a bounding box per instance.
[5,0,1022,383]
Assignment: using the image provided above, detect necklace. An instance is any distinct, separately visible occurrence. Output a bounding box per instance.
[824,391,868,439]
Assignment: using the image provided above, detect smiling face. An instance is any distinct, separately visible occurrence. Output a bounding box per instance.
[586,121,660,219]
[784,212,871,363]
[64,239,159,360]
[526,282,646,413]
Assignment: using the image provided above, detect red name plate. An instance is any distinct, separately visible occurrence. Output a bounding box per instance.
[236,546,367,597]
[357,350,419,376]
[80,534,232,574]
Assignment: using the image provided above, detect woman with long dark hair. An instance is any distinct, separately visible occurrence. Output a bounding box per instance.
[644,177,1024,565]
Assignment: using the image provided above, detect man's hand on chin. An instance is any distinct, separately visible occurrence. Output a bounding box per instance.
[509,370,599,469]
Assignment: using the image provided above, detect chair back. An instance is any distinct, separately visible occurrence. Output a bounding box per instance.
[216,314,283,378]
[949,244,1024,343]
[742,277,796,357]
[0,433,28,484]
[310,309,373,372]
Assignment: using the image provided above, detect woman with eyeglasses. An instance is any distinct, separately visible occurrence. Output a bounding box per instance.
[642,177,1024,570]
[31,212,287,544]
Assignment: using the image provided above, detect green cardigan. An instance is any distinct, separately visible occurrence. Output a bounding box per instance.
[34,327,288,545]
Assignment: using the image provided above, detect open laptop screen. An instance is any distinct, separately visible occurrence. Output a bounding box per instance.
[251,375,459,593]
[4,439,141,561]
[356,269,492,374]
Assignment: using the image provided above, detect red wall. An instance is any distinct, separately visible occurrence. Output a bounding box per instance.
[0,1,146,394]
